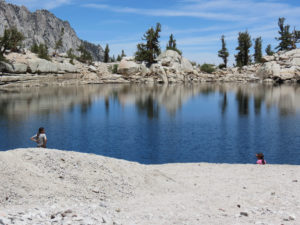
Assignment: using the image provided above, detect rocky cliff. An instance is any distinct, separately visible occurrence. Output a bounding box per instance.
[0,0,104,61]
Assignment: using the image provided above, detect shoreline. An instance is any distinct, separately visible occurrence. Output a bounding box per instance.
[1,148,299,225]
[1,48,300,88]
[0,148,299,166]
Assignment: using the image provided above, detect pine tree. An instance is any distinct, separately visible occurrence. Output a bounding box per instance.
[135,23,162,63]
[254,37,262,63]
[67,48,76,64]
[37,43,50,60]
[265,44,274,56]
[235,31,252,67]
[117,50,126,61]
[117,55,122,61]
[104,44,110,63]
[77,44,93,64]
[276,17,294,51]
[291,27,300,49]
[31,43,39,54]
[218,35,229,68]
[121,50,126,58]
[166,34,182,55]
[31,42,50,60]
[54,28,64,56]
[111,55,116,62]
[0,27,24,60]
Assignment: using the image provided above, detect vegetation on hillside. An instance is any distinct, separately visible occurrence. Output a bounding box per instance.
[54,28,64,56]
[166,34,182,55]
[200,64,215,74]
[117,50,126,61]
[108,64,118,74]
[77,44,93,64]
[104,44,110,63]
[265,44,274,56]
[31,43,50,60]
[67,48,76,64]
[0,27,24,61]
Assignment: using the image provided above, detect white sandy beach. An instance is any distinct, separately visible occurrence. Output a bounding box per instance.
[0,148,299,225]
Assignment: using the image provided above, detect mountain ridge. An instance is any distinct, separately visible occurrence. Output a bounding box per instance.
[0,0,104,61]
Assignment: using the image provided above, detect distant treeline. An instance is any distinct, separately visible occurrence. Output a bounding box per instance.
[1,17,299,67]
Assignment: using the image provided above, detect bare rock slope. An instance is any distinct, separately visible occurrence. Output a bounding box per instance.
[0,0,104,61]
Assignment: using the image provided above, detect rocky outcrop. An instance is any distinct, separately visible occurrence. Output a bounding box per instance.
[2,47,300,87]
[82,40,104,62]
[118,57,141,75]
[256,49,300,82]
[0,0,104,61]
[0,51,78,74]
[118,50,199,83]
[155,50,194,74]
[116,49,300,84]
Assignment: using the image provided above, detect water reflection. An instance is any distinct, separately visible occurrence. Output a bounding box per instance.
[236,88,249,116]
[136,96,160,119]
[1,84,300,165]
[1,84,300,120]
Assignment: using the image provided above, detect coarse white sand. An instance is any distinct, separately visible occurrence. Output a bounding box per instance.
[0,148,299,225]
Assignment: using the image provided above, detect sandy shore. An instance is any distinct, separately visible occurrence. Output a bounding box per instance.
[0,148,299,225]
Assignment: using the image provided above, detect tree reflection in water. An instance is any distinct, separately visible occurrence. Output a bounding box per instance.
[0,84,300,121]
[236,88,249,116]
[219,91,228,115]
[136,96,159,119]
[80,97,92,114]
[1,84,300,164]
[254,96,263,115]
[105,97,110,114]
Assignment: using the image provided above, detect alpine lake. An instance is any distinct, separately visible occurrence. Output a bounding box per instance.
[0,83,300,165]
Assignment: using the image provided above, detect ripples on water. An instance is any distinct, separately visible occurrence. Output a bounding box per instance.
[0,84,300,164]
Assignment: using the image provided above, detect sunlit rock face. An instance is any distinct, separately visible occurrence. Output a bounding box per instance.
[0,1,104,61]
[257,49,300,82]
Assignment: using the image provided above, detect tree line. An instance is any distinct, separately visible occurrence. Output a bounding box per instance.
[219,17,300,68]
[103,23,181,64]
[1,17,299,67]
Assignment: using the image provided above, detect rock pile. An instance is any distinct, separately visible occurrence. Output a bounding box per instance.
[0,51,77,74]
[257,49,300,82]
[0,51,129,87]
[118,50,200,83]
[1,48,300,88]
[117,50,265,84]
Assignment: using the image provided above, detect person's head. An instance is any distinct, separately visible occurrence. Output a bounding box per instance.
[256,153,264,160]
[38,127,45,134]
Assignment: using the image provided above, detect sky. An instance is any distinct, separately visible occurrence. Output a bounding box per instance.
[6,0,300,65]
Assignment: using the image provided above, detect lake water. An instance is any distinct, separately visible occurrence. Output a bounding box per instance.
[0,84,300,165]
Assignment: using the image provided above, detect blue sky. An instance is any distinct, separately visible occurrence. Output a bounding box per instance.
[6,0,300,65]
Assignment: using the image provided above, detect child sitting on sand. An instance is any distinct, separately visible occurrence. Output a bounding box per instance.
[256,153,266,165]
[30,127,47,148]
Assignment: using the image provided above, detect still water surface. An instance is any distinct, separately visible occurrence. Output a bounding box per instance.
[0,84,300,164]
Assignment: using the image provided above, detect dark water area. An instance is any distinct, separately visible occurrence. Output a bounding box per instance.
[0,84,300,165]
